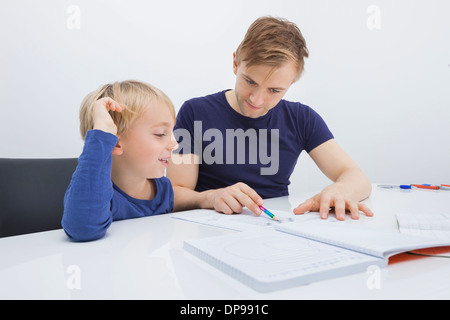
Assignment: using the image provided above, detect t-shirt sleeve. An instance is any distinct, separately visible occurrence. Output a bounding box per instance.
[299,106,334,153]
[156,177,174,213]
[173,100,200,156]
[61,130,116,242]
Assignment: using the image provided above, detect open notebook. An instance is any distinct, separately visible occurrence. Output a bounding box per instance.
[184,220,450,292]
[172,208,298,231]
[396,213,450,240]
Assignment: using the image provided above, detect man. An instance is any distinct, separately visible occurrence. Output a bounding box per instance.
[167,16,373,221]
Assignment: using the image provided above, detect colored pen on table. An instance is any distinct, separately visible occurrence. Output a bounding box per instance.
[410,184,440,190]
[259,206,279,221]
[378,184,446,190]
[377,185,412,189]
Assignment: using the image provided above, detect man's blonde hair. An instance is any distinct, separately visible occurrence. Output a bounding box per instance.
[79,80,175,140]
[235,16,309,81]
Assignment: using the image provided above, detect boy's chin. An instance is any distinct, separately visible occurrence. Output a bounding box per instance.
[148,169,166,179]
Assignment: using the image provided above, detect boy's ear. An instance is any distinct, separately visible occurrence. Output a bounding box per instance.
[112,137,123,155]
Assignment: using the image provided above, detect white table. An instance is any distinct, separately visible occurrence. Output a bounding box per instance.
[1,185,449,300]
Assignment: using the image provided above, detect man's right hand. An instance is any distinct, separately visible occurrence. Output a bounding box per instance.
[168,154,264,215]
[207,182,264,216]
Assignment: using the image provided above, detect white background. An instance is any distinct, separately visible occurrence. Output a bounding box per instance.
[1,0,449,195]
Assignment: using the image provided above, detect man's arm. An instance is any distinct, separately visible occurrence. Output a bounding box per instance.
[293,139,373,220]
[167,153,209,211]
[167,153,263,215]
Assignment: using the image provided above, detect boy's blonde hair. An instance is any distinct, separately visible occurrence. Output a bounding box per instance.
[235,16,309,81]
[79,80,175,140]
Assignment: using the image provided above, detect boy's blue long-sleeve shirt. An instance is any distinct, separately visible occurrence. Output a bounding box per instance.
[61,130,174,242]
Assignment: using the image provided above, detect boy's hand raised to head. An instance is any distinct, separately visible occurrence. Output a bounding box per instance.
[92,97,126,136]
[207,182,264,216]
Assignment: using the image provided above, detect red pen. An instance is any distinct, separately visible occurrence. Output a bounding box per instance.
[410,184,440,190]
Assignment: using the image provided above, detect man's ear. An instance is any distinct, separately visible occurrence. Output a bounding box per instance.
[112,137,123,155]
[232,51,238,75]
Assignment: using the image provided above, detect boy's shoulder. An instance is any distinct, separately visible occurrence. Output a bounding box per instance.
[154,176,174,198]
[154,176,174,211]
[154,176,172,189]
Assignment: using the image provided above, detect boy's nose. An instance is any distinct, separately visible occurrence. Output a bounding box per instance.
[168,133,179,151]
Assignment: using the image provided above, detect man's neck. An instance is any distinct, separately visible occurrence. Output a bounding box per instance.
[224,90,240,113]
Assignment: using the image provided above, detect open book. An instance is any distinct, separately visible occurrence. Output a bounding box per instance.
[396,213,450,240]
[184,220,450,292]
[172,208,298,232]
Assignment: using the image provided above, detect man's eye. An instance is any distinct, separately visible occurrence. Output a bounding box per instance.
[155,134,166,137]
[246,79,256,85]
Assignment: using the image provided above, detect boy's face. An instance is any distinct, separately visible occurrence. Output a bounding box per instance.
[117,101,178,179]
[232,53,298,118]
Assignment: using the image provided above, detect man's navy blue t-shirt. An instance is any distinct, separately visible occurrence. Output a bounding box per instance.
[173,90,334,199]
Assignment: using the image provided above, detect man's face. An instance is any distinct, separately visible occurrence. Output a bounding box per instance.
[231,53,298,118]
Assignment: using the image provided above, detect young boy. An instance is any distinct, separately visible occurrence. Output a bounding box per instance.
[62,80,178,242]
[168,16,373,221]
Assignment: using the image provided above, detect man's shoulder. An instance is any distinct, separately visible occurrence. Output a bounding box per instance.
[182,90,227,109]
[278,99,312,111]
[275,99,317,119]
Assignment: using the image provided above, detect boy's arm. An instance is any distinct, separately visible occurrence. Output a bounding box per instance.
[293,139,373,220]
[167,153,263,215]
[62,130,118,241]
[62,98,126,241]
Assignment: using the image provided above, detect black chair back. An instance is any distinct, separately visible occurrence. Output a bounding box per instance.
[0,158,77,238]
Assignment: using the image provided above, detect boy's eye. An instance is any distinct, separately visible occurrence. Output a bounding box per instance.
[270,89,280,94]
[155,134,166,137]
[246,78,256,85]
